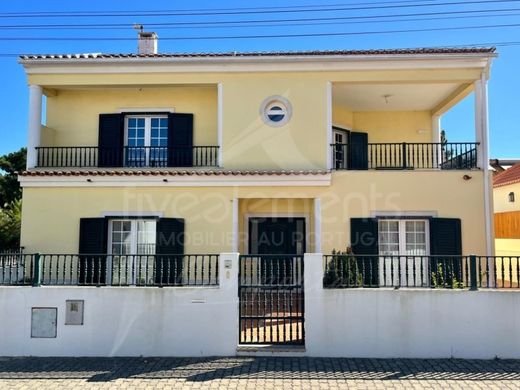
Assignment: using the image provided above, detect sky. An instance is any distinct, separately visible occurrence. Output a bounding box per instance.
[0,0,519,158]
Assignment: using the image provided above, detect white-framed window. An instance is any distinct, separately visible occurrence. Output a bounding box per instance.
[108,219,156,285]
[378,219,430,287]
[125,115,168,167]
[260,96,292,127]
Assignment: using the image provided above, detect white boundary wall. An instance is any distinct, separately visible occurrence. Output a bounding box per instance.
[0,253,239,357]
[1,253,519,358]
[304,253,520,359]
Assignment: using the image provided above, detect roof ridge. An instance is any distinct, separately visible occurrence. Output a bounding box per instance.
[493,161,520,188]
[19,47,496,60]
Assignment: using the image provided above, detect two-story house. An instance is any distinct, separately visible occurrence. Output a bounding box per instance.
[11,34,498,348]
[18,36,494,257]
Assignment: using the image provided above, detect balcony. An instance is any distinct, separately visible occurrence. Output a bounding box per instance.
[331,142,479,170]
[35,146,220,168]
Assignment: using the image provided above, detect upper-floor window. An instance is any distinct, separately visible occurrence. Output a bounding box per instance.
[509,192,515,203]
[125,115,168,167]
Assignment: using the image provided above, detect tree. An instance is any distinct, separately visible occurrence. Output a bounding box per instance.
[0,199,21,249]
[0,147,26,207]
[0,148,26,249]
[440,130,452,159]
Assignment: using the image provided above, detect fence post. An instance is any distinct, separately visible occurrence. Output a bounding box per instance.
[32,253,41,287]
[469,255,478,291]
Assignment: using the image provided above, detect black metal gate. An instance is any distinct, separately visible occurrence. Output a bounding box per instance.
[239,254,304,345]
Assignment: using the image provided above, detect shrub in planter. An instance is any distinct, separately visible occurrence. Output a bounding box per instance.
[323,247,363,288]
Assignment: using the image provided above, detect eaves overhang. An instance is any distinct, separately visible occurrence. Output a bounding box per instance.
[18,169,332,187]
[19,48,497,75]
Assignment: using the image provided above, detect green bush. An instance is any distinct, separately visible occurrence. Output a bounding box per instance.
[323,247,363,287]
[430,261,464,289]
[0,199,21,250]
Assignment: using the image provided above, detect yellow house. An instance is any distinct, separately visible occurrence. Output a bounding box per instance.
[16,34,495,289]
[494,162,520,265]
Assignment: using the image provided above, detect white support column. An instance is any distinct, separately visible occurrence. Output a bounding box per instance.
[474,81,484,169]
[326,81,332,170]
[27,84,43,169]
[217,83,223,168]
[431,114,441,143]
[314,198,322,253]
[475,75,493,256]
[432,114,441,167]
[231,197,239,253]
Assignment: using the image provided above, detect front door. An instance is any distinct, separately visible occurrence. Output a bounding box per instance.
[248,217,306,255]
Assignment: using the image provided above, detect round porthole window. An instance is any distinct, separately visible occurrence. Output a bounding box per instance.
[260,96,292,127]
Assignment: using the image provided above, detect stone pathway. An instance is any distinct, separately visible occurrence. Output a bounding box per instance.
[0,356,519,389]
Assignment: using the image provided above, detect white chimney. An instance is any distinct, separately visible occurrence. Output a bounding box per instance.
[138,32,158,55]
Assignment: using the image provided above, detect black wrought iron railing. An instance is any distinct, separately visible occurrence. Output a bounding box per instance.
[331,142,479,170]
[322,255,520,289]
[0,251,33,286]
[0,253,219,287]
[35,146,219,168]
[239,254,304,286]
[3,253,518,289]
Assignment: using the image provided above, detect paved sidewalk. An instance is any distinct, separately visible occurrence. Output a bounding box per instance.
[0,356,519,389]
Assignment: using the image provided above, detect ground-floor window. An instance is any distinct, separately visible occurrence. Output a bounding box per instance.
[378,219,429,287]
[108,219,156,284]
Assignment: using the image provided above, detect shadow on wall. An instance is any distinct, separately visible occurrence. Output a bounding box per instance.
[0,357,519,382]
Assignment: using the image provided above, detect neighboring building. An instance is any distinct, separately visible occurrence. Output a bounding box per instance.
[490,158,520,173]
[494,162,520,257]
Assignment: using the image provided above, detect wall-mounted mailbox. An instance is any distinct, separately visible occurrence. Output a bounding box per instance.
[65,300,84,325]
[31,307,57,338]
[224,259,232,269]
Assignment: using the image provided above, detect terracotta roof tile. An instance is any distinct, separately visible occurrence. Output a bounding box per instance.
[493,162,520,188]
[18,169,330,177]
[19,47,496,61]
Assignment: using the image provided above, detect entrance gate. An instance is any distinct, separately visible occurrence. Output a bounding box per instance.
[238,254,304,345]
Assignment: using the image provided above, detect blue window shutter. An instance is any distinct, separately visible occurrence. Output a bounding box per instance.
[167,113,193,167]
[78,218,107,285]
[350,218,378,255]
[429,218,462,255]
[155,218,185,285]
[349,132,368,170]
[98,113,124,167]
[350,218,379,286]
[429,218,462,288]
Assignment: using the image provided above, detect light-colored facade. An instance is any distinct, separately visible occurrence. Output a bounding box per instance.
[494,163,520,258]
[18,47,495,259]
[3,43,517,358]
